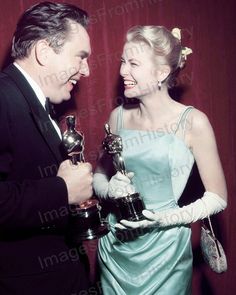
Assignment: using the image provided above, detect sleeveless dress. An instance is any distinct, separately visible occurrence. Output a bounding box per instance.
[98,106,195,295]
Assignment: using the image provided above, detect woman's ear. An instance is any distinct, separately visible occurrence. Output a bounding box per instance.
[34,40,50,66]
[154,64,171,82]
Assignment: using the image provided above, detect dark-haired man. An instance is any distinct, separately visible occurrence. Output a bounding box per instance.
[0,2,93,294]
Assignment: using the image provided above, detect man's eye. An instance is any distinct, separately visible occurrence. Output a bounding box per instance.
[76,55,85,60]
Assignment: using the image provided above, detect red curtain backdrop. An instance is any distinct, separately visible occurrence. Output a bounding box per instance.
[0,1,235,294]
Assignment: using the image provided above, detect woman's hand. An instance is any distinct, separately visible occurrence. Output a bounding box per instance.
[108,171,135,198]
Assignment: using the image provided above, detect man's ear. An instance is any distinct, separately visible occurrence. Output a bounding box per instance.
[34,40,51,66]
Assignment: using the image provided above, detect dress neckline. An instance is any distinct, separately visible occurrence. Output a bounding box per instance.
[119,128,193,155]
[117,105,194,134]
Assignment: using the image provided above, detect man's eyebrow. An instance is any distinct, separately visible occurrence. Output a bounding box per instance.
[78,50,89,58]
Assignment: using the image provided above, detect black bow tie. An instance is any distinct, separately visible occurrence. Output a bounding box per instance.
[45,97,57,119]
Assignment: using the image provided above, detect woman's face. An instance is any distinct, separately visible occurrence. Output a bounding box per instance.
[120,41,162,99]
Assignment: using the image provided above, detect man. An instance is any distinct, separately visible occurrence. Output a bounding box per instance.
[0,2,93,294]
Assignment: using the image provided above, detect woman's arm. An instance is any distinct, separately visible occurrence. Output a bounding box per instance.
[118,109,228,229]
[93,106,135,198]
[189,109,227,201]
[94,106,120,175]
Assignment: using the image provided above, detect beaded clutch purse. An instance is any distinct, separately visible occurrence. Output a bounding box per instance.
[200,214,227,273]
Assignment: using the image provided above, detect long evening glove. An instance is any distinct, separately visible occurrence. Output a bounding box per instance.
[116,191,227,229]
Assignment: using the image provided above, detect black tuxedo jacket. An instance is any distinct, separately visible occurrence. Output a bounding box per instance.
[0,64,89,294]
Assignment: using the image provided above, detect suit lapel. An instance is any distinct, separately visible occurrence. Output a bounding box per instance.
[3,64,65,164]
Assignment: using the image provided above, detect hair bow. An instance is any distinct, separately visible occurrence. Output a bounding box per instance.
[171,27,192,60]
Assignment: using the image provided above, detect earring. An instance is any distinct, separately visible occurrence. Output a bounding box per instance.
[158,81,162,91]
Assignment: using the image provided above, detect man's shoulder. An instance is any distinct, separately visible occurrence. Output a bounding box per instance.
[0,66,24,110]
[0,69,10,81]
[0,65,16,87]
[0,64,25,93]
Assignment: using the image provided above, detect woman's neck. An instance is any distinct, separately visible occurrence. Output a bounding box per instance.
[137,90,175,122]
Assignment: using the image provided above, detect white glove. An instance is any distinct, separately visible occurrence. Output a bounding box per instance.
[93,172,109,198]
[115,191,227,230]
[93,171,135,199]
[108,171,135,198]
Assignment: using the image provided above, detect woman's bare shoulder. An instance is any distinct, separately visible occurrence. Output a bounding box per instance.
[187,108,212,135]
[109,104,139,126]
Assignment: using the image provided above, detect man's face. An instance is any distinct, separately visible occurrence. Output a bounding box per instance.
[41,22,91,104]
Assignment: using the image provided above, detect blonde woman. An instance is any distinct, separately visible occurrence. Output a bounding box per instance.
[93,26,227,295]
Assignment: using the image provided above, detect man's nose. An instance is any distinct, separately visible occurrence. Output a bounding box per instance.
[79,60,90,77]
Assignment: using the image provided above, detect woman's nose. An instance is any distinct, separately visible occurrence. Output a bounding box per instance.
[120,63,129,77]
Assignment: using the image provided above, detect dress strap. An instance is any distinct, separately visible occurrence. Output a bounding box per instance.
[116,105,124,133]
[174,106,194,137]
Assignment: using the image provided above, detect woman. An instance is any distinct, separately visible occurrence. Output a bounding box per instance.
[93,26,227,294]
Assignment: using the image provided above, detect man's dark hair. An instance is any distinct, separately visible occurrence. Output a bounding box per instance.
[11,1,89,59]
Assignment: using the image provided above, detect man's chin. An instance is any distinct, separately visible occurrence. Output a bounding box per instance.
[49,96,70,104]
[63,94,71,102]
[58,93,72,103]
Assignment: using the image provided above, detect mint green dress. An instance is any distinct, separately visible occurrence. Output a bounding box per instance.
[98,106,195,295]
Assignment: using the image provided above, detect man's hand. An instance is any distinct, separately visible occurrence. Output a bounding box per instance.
[57,159,93,204]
